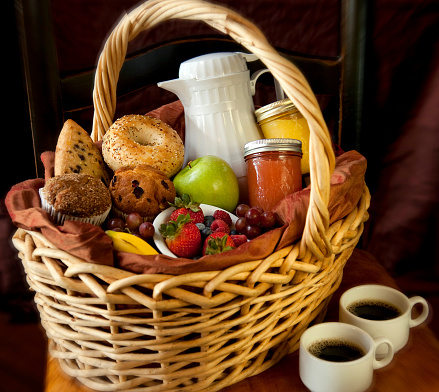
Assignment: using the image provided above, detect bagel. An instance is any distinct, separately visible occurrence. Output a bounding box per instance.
[102,114,184,177]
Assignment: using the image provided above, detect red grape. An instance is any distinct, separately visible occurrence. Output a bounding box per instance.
[235,217,247,233]
[260,211,277,228]
[108,218,126,231]
[139,222,155,239]
[245,207,262,226]
[126,213,143,231]
[235,204,250,218]
[244,224,261,239]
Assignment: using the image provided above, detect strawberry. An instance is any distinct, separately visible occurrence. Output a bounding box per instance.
[213,210,233,226]
[159,213,202,258]
[231,234,248,247]
[170,207,191,222]
[169,194,204,224]
[202,232,236,256]
[210,219,230,234]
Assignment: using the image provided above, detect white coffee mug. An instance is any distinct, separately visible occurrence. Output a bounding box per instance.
[339,284,430,354]
[299,322,394,392]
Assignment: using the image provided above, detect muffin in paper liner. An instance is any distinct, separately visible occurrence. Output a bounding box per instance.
[39,188,111,226]
[39,173,112,226]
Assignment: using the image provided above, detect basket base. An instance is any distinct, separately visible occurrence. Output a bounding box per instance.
[46,292,336,392]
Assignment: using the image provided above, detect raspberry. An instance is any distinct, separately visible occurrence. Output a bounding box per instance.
[231,234,247,247]
[210,219,230,234]
[213,210,233,226]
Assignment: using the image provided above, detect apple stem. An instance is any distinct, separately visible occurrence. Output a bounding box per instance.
[188,161,193,169]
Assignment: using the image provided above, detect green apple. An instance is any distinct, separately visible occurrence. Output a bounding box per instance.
[173,155,239,212]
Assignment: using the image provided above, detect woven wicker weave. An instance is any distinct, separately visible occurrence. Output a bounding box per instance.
[12,0,370,391]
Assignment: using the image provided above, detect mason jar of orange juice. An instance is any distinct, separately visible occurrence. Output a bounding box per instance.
[244,139,302,212]
[255,98,310,174]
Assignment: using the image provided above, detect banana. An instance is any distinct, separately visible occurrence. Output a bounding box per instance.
[106,230,158,255]
[108,234,142,254]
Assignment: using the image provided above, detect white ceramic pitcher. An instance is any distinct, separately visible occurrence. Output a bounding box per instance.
[157,52,283,189]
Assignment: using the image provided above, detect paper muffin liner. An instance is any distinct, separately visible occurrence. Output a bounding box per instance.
[39,188,111,226]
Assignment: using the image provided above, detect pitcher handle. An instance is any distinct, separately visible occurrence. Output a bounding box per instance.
[250,69,285,100]
[239,52,285,100]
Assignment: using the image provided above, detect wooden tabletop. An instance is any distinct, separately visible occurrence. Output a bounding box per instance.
[44,250,439,392]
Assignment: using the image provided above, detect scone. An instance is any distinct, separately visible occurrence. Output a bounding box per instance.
[109,165,176,222]
[40,173,111,226]
[55,119,110,185]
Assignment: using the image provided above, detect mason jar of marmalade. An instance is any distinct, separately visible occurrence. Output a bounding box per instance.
[255,98,310,174]
[244,138,302,212]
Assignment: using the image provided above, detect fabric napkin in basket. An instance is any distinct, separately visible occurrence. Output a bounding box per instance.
[5,101,367,275]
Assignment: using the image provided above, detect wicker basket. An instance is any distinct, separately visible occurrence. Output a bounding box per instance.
[12,0,370,391]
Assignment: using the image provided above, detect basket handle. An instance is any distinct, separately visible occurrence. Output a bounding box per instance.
[91,0,336,260]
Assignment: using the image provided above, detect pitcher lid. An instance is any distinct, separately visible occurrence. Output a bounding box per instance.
[179,52,248,80]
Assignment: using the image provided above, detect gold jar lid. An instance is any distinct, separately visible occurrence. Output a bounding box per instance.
[255,98,299,123]
[244,138,302,156]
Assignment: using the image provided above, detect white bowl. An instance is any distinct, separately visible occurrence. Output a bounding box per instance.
[153,204,238,258]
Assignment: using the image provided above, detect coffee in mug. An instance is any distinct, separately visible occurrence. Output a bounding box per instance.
[299,322,394,392]
[308,338,366,362]
[347,299,402,321]
[339,284,430,354]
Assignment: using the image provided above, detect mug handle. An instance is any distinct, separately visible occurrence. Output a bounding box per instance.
[408,296,430,328]
[372,337,394,369]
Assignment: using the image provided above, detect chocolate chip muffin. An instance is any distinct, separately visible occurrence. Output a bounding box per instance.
[109,165,176,222]
[40,173,111,225]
